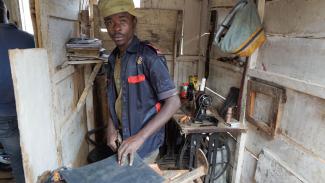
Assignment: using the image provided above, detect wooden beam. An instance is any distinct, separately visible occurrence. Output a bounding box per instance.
[84,65,95,151]
[53,65,76,84]
[173,11,183,83]
[59,63,102,131]
[248,69,325,100]
[58,63,102,162]
[232,0,265,182]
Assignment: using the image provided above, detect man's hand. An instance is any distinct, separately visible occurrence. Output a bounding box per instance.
[107,129,119,152]
[118,134,145,166]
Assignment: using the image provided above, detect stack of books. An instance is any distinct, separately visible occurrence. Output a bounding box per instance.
[66,38,106,63]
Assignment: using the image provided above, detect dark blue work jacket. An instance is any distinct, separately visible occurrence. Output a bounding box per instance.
[0,24,35,117]
[106,36,177,158]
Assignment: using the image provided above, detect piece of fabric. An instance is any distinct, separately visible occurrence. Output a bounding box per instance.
[214,0,265,57]
[58,154,164,183]
[0,23,35,117]
[106,36,177,158]
[0,117,25,183]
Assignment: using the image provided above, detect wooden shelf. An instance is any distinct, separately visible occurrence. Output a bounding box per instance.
[173,109,247,135]
[66,60,105,65]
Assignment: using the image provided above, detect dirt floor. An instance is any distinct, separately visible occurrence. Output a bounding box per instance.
[0,170,13,183]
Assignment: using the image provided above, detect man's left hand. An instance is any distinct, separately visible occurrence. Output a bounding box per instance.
[117,134,145,166]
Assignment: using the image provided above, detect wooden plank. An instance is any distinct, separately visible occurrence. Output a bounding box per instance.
[255,149,308,183]
[173,11,183,83]
[9,49,59,183]
[247,69,325,100]
[48,0,80,20]
[243,122,325,183]
[47,17,78,70]
[67,60,104,65]
[173,113,246,134]
[136,9,179,54]
[264,0,325,37]
[53,65,76,84]
[137,1,203,56]
[210,0,237,8]
[279,89,325,160]
[84,65,95,151]
[33,0,89,168]
[256,36,325,86]
[183,0,201,55]
[141,0,184,10]
[206,62,242,106]
[60,63,102,133]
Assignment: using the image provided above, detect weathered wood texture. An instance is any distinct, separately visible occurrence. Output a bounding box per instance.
[210,0,237,8]
[255,149,306,183]
[33,0,89,168]
[209,0,325,182]
[264,0,325,38]
[256,36,325,87]
[9,49,59,183]
[4,0,22,27]
[206,61,243,108]
[243,119,325,182]
[239,0,325,182]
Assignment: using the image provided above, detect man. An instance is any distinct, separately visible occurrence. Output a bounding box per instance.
[98,0,181,166]
[0,1,35,182]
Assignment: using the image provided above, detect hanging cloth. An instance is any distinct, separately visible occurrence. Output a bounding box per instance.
[214,0,266,57]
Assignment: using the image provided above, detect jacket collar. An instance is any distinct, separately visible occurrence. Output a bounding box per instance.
[108,35,139,64]
[0,23,17,29]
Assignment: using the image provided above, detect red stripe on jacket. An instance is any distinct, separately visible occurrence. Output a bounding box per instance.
[128,74,146,84]
[155,103,161,112]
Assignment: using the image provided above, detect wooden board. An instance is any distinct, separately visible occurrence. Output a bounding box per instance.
[207,61,243,108]
[255,149,307,183]
[243,122,325,183]
[9,49,59,183]
[210,0,237,8]
[256,36,325,87]
[141,0,185,10]
[33,0,90,167]
[48,0,80,20]
[279,89,325,161]
[264,0,325,37]
[173,112,246,135]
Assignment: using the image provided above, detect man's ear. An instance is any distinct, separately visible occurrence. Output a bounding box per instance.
[6,9,9,20]
[133,17,137,28]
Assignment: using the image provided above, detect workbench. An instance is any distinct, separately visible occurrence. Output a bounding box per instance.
[172,109,246,183]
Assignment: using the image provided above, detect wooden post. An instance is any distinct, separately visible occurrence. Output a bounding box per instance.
[231,0,265,182]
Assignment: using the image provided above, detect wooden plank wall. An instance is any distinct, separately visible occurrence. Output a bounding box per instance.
[34,0,89,168]
[210,0,325,183]
[141,0,209,87]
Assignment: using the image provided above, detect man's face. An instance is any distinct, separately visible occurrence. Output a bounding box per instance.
[104,12,136,51]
